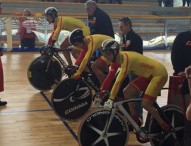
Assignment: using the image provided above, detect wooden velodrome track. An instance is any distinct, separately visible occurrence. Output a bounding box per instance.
[0,50,173,146]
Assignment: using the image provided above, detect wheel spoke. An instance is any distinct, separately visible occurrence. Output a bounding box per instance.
[88,124,103,134]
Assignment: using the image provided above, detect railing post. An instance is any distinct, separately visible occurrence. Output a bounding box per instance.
[164,19,168,49]
[5,17,12,51]
[0,2,2,15]
[44,17,48,45]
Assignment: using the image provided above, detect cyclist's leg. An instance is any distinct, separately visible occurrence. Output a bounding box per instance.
[70,46,80,60]
[142,75,169,130]
[123,84,143,126]
[123,84,139,116]
[60,37,73,65]
[128,73,143,120]
[91,56,110,85]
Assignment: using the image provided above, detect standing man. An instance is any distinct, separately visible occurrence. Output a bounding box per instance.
[171,30,191,96]
[85,0,114,72]
[119,17,143,121]
[17,8,37,49]
[85,0,114,38]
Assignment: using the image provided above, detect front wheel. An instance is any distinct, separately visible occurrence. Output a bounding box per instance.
[27,55,62,91]
[78,109,129,146]
[148,105,185,146]
[51,78,93,120]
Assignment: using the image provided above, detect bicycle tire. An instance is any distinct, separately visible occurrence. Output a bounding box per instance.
[27,55,62,91]
[148,105,185,146]
[78,109,129,146]
[51,78,92,120]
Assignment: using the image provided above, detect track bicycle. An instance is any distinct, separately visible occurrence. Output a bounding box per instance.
[78,94,185,146]
[51,66,131,120]
[27,45,68,91]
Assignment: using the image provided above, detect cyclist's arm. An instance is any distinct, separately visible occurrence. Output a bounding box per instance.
[110,55,129,100]
[75,45,88,66]
[52,17,62,41]
[101,62,119,91]
[48,23,56,45]
[75,42,94,76]
[48,17,62,45]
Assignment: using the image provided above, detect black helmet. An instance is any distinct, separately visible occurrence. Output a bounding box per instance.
[101,39,120,52]
[101,39,120,62]
[44,7,58,18]
[69,29,84,45]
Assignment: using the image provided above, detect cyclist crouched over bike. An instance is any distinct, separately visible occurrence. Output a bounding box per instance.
[44,7,90,65]
[69,29,113,85]
[100,39,171,130]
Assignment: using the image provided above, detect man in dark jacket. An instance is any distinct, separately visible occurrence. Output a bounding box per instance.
[85,0,114,38]
[119,17,143,54]
[171,30,191,95]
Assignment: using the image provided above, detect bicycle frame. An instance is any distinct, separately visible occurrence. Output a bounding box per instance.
[104,98,173,141]
[82,72,100,92]
[43,49,67,74]
[54,52,67,68]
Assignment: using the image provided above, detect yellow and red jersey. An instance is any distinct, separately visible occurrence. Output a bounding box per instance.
[48,16,90,44]
[74,34,113,76]
[102,51,168,100]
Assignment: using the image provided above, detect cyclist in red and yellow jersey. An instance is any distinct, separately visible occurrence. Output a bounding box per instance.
[44,7,90,65]
[100,39,170,130]
[69,29,112,85]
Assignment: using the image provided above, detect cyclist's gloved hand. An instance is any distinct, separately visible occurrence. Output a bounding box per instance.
[104,98,113,109]
[72,73,80,80]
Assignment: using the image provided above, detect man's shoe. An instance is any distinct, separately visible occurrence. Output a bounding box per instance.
[0,100,7,106]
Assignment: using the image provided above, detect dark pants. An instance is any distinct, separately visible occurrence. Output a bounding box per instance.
[158,0,163,6]
[21,38,35,49]
[183,0,190,6]
[163,0,173,7]
[108,0,122,4]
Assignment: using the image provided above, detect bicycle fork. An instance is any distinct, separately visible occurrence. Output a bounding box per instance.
[102,107,117,137]
[117,105,148,140]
